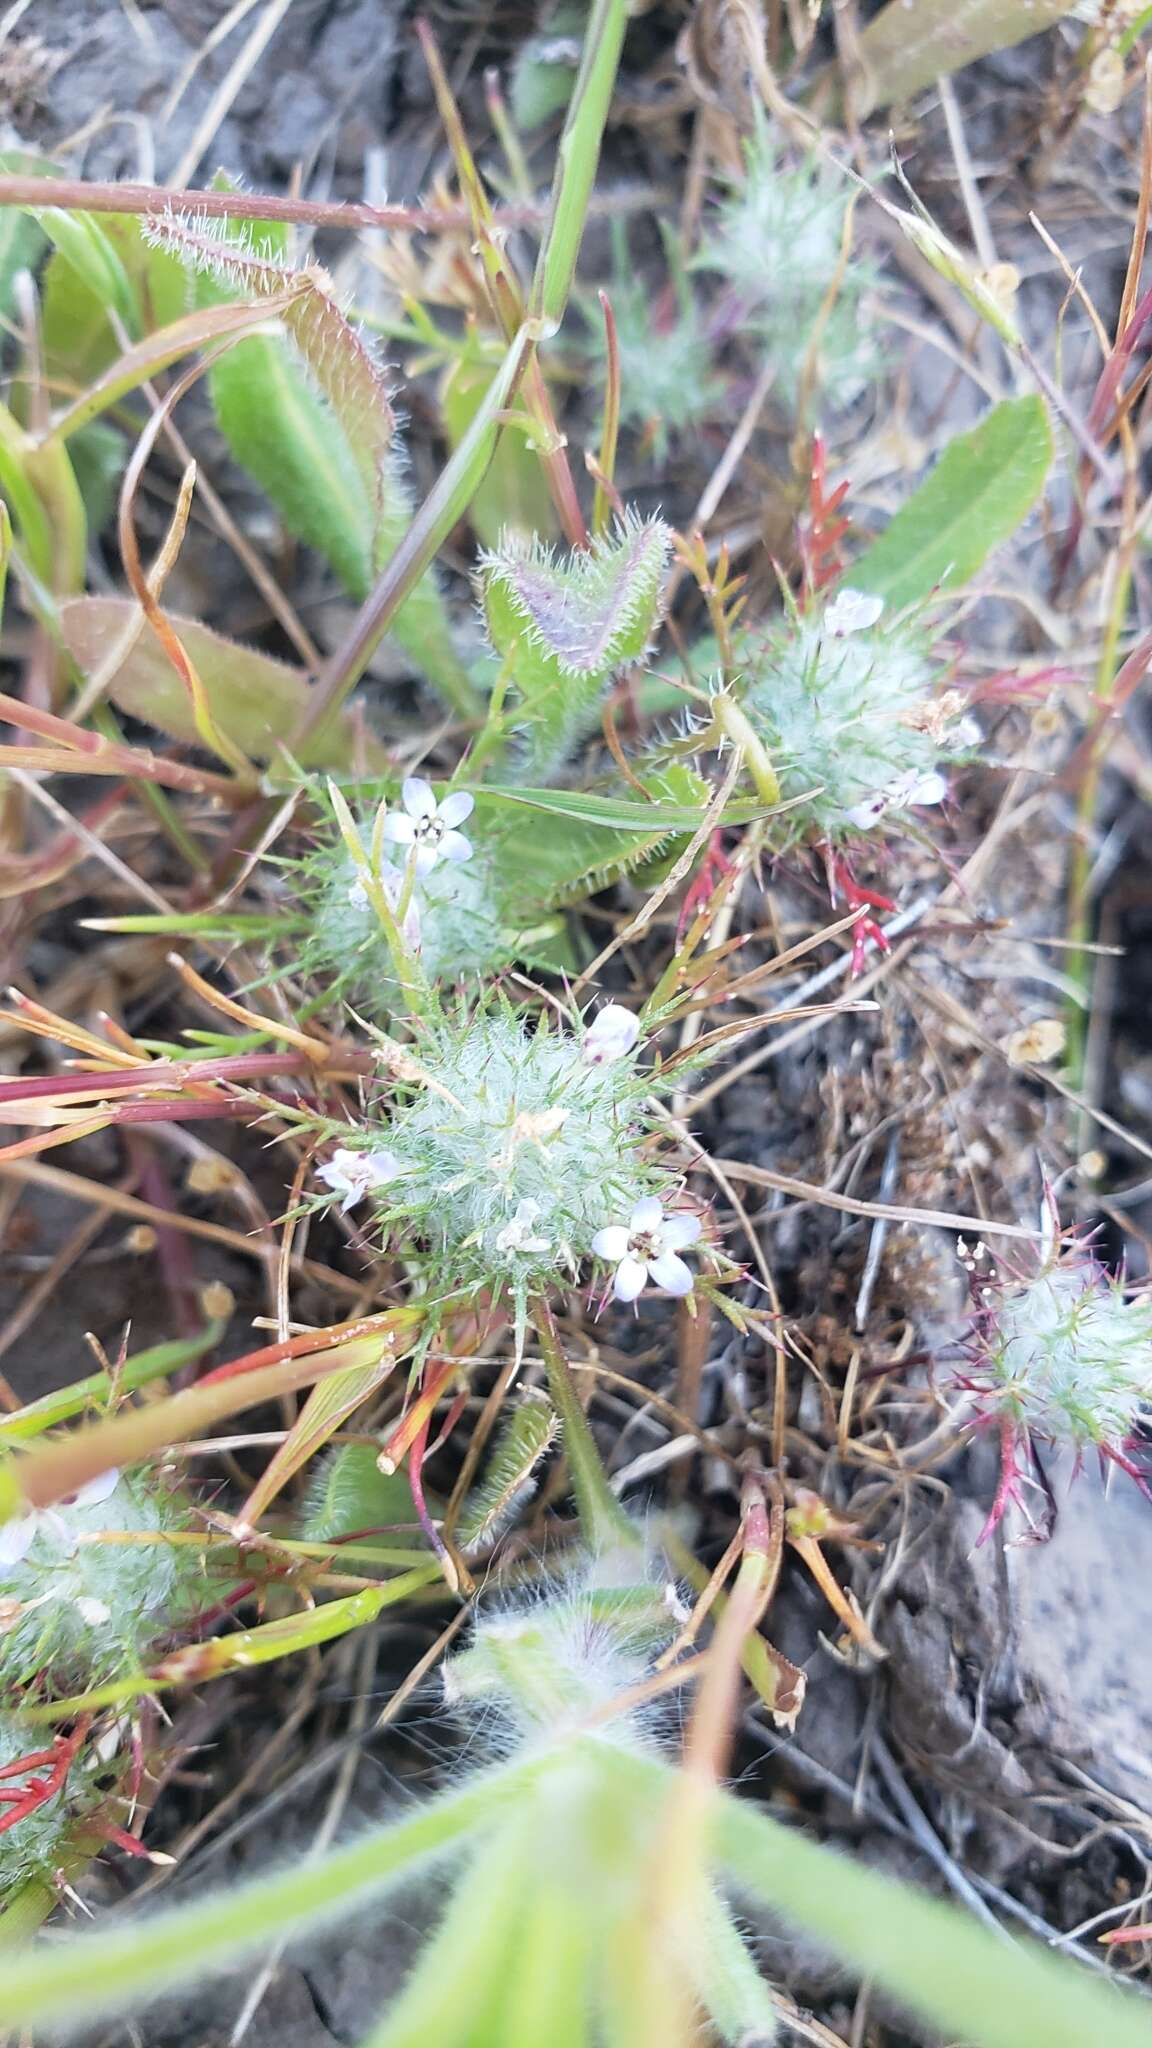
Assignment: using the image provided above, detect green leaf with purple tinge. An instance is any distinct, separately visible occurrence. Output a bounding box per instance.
[480,514,673,774]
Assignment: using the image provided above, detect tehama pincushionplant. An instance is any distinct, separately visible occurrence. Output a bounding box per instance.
[702,117,877,415]
[0,1714,113,1912]
[311,1000,707,1337]
[354,1545,781,2047]
[960,1232,1152,1541]
[732,587,978,846]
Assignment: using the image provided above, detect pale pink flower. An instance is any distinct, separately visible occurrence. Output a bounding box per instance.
[316,1147,402,1213]
[581,1004,640,1067]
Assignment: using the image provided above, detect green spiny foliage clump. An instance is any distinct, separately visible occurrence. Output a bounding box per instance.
[288,788,521,1008]
[702,120,876,412]
[479,514,674,776]
[970,1254,1152,1461]
[583,223,722,461]
[731,587,977,843]
[0,1469,205,1693]
[963,1232,1152,1541]
[312,1000,703,1332]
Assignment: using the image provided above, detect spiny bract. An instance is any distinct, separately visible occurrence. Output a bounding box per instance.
[479,514,673,775]
[0,1715,105,1905]
[734,590,975,843]
[0,1470,205,1693]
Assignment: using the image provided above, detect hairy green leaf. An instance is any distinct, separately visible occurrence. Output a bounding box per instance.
[483,785,767,831]
[302,1444,423,1545]
[455,1392,558,1552]
[481,516,673,774]
[851,395,1052,613]
[147,211,474,714]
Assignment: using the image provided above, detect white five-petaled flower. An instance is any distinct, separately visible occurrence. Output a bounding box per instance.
[592,1197,702,1303]
[0,1469,120,1569]
[316,1146,402,1213]
[494,1198,552,1257]
[824,588,884,637]
[383,779,474,876]
[581,1003,641,1067]
[845,767,949,833]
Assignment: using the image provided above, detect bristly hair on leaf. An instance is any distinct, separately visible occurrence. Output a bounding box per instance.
[479,513,673,775]
[144,210,398,509]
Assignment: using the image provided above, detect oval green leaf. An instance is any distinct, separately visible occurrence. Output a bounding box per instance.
[851,394,1052,615]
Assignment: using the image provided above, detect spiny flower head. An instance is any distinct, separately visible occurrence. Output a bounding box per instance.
[703,119,876,410]
[0,1468,206,1693]
[310,1001,697,1328]
[582,221,723,461]
[284,782,534,1010]
[961,1232,1152,1541]
[735,588,976,845]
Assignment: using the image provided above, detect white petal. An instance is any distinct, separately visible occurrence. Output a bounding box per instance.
[630,1196,665,1234]
[383,813,417,846]
[648,1250,694,1296]
[317,1149,358,1192]
[845,796,888,832]
[363,1149,402,1189]
[592,1225,631,1261]
[402,777,437,819]
[437,790,475,828]
[582,1004,640,1065]
[613,1256,649,1303]
[75,1596,112,1626]
[662,1213,702,1250]
[824,589,884,636]
[439,830,473,865]
[0,1515,37,1568]
[904,770,949,808]
[412,843,440,877]
[72,1469,120,1509]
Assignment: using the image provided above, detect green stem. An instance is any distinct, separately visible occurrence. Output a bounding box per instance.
[2,1756,544,2030]
[532,1300,637,1550]
[531,0,631,333]
[292,322,539,748]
